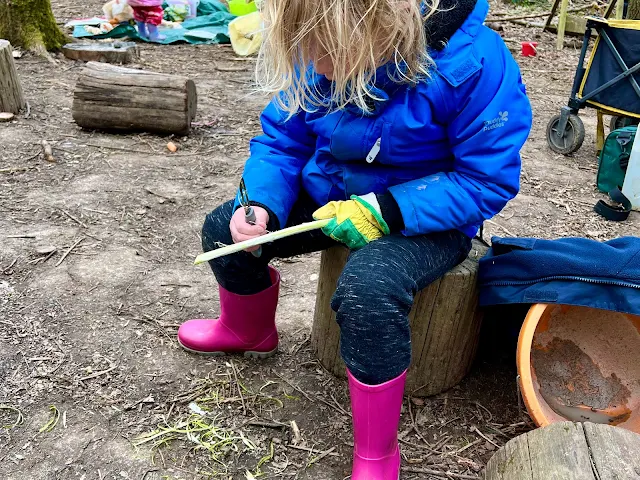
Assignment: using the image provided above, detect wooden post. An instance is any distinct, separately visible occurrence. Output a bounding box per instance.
[311,240,487,396]
[485,421,640,479]
[597,110,605,154]
[72,62,197,135]
[556,0,570,50]
[0,40,26,114]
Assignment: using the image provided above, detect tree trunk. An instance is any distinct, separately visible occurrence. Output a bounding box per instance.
[311,241,487,396]
[0,0,68,53]
[628,0,640,19]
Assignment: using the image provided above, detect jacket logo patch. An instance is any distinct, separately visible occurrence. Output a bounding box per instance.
[450,59,477,83]
[483,111,509,132]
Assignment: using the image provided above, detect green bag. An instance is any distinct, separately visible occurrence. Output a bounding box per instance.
[597,126,636,193]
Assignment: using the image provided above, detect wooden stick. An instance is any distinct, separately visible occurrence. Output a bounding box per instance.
[557,0,571,50]
[55,237,85,267]
[194,219,330,264]
[545,0,562,31]
[79,365,116,381]
[61,209,88,229]
[401,467,480,479]
[487,4,595,22]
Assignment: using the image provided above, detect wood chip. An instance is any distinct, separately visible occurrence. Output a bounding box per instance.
[0,112,15,122]
[42,140,55,162]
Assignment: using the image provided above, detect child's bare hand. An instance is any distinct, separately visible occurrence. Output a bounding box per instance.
[230,206,269,252]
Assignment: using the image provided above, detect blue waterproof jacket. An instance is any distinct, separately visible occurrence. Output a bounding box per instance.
[479,236,640,315]
[236,0,532,238]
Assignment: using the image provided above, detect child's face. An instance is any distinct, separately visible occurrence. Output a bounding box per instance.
[310,42,334,80]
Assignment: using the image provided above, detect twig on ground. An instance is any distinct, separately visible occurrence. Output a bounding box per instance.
[0,167,29,174]
[1,257,19,274]
[7,234,36,238]
[407,398,441,454]
[55,237,85,267]
[486,219,515,237]
[286,444,339,456]
[272,370,314,402]
[307,446,337,467]
[82,207,109,215]
[60,209,88,229]
[230,360,247,416]
[79,365,116,382]
[401,467,480,479]
[243,419,288,429]
[485,4,596,22]
[85,142,198,157]
[470,426,501,449]
[447,438,483,456]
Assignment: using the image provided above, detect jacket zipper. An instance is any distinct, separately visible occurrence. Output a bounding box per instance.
[366,138,381,163]
[485,275,640,290]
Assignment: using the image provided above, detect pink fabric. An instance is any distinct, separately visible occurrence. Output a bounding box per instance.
[177,268,280,355]
[132,5,164,25]
[348,369,407,480]
[128,0,163,7]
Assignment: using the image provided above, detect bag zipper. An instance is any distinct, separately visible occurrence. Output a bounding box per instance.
[485,275,640,290]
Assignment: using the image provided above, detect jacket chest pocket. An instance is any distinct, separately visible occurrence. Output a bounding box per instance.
[330,114,388,162]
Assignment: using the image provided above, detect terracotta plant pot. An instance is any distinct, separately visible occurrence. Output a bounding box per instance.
[517,304,640,433]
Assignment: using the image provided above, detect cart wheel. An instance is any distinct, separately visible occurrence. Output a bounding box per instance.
[546,114,585,155]
[609,115,639,132]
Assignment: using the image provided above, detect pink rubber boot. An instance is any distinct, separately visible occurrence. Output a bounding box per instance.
[177,267,279,358]
[348,368,407,480]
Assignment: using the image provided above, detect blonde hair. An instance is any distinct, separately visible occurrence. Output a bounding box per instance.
[256,0,439,116]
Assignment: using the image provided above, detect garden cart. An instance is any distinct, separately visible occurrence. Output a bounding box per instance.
[547,17,640,155]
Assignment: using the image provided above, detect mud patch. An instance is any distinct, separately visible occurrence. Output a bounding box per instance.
[533,337,631,411]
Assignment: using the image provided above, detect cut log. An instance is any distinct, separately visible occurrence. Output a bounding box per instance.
[63,42,140,64]
[311,240,487,396]
[72,62,197,135]
[0,40,26,114]
[484,421,640,480]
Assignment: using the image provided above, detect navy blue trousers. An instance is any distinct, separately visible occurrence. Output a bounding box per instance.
[202,195,472,385]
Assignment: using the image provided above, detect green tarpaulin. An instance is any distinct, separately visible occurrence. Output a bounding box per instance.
[72,0,234,44]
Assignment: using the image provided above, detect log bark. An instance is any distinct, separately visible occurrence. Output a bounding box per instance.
[0,40,26,114]
[72,62,198,135]
[0,0,68,52]
[311,240,487,396]
[484,421,640,480]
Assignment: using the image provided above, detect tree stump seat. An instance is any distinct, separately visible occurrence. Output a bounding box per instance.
[485,421,640,479]
[0,40,26,115]
[310,240,487,396]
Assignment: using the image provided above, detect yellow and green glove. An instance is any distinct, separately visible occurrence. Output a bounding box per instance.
[313,193,390,249]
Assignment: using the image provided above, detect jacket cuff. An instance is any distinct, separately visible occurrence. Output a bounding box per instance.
[376,192,404,233]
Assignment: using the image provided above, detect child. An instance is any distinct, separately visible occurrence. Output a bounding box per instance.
[128,0,166,41]
[178,0,532,477]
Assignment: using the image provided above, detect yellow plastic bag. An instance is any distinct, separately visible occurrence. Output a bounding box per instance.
[228,11,262,57]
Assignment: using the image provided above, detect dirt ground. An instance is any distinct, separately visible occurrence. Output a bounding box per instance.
[1,1,639,479]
